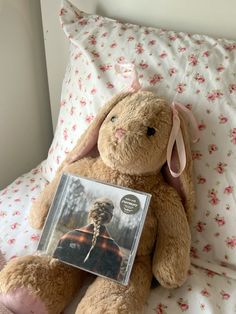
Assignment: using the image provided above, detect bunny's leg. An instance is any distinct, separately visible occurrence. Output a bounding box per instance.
[0,255,86,314]
[75,255,152,314]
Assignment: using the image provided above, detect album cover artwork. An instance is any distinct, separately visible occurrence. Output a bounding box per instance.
[38,173,151,285]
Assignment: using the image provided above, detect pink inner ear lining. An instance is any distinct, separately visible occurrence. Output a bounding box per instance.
[0,288,48,314]
[68,121,102,164]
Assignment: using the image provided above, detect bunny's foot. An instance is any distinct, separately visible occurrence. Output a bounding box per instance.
[0,287,47,314]
[0,255,86,314]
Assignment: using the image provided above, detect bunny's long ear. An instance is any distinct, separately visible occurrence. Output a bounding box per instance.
[162,105,199,223]
[64,92,130,165]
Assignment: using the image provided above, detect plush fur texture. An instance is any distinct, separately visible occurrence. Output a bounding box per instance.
[0,91,194,314]
[0,251,5,271]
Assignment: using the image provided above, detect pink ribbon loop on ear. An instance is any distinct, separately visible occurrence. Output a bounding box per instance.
[115,63,141,92]
[167,102,200,178]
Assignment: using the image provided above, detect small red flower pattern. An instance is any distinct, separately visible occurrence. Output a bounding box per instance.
[135,43,144,54]
[195,221,207,233]
[230,128,236,144]
[177,298,189,311]
[207,90,224,102]
[214,214,226,226]
[1,2,236,312]
[214,162,227,174]
[208,189,220,205]
[154,303,168,314]
[201,288,210,297]
[149,74,164,85]
[208,143,218,154]
[225,237,236,249]
[0,165,46,262]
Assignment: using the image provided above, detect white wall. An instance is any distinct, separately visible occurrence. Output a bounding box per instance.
[96,0,236,40]
[41,0,236,132]
[0,0,53,189]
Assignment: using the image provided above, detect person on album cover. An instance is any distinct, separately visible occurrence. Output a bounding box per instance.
[53,197,123,280]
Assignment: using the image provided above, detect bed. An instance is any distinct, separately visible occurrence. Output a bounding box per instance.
[1,0,236,313]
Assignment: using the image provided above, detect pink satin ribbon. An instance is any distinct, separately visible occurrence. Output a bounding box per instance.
[167,102,200,177]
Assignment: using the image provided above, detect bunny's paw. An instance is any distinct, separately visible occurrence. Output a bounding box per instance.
[153,255,190,288]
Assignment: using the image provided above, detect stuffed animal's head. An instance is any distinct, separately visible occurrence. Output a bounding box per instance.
[98,91,172,175]
[66,90,193,177]
[65,90,196,221]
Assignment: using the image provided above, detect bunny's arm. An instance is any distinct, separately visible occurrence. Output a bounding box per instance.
[29,157,97,229]
[28,170,62,229]
[152,181,191,288]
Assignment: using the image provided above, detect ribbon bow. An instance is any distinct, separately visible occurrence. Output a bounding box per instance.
[115,63,141,92]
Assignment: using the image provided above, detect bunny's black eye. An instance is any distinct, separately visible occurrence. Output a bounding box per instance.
[111,116,117,122]
[146,127,156,136]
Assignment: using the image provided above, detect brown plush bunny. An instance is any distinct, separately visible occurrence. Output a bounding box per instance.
[0,90,195,314]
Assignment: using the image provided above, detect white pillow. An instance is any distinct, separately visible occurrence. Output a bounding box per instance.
[42,0,236,277]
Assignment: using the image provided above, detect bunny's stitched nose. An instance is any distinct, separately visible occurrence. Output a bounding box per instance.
[115,128,126,140]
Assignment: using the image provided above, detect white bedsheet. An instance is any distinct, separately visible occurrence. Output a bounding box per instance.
[1,166,236,314]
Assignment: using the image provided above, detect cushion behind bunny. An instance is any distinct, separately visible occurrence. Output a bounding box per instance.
[0,91,195,314]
